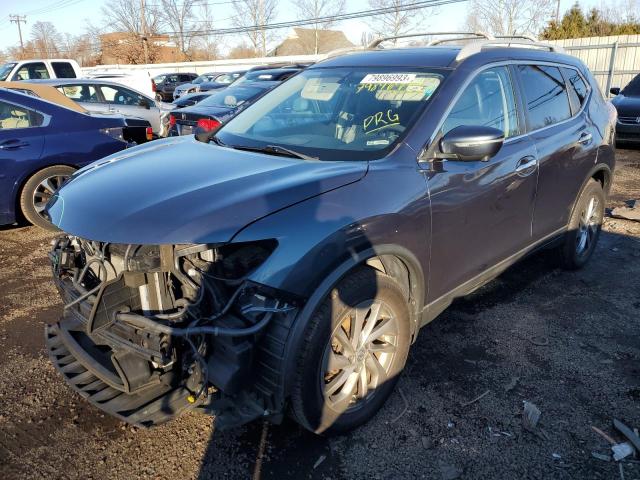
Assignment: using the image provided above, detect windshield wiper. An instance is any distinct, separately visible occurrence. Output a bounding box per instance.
[231,144,318,161]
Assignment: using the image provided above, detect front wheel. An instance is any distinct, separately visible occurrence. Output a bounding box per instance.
[291,267,411,435]
[19,165,75,231]
[559,178,605,269]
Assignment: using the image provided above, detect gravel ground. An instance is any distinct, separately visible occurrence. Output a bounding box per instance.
[1,149,639,480]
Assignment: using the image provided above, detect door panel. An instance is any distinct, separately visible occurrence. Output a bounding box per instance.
[0,101,45,218]
[427,136,538,300]
[515,64,599,238]
[425,66,539,302]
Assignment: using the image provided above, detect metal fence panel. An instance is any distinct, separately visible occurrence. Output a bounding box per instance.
[549,34,640,96]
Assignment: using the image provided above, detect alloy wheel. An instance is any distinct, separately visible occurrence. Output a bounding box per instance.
[575,195,601,256]
[321,300,399,414]
[32,174,69,215]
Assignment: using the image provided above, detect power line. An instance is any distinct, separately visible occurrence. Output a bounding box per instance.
[159,0,467,37]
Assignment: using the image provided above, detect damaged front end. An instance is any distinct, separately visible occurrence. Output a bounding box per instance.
[46,236,299,428]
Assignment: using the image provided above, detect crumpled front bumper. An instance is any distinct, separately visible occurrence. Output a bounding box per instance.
[45,275,195,427]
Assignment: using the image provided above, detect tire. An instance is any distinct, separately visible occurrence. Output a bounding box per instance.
[559,178,605,270]
[291,266,411,435]
[19,165,75,231]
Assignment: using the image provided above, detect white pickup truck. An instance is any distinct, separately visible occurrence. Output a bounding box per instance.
[0,59,82,82]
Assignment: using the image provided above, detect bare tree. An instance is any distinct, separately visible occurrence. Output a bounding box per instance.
[30,21,62,58]
[293,0,345,54]
[232,0,278,56]
[100,0,163,64]
[160,0,198,59]
[464,0,555,36]
[101,0,162,36]
[193,1,220,60]
[367,0,436,42]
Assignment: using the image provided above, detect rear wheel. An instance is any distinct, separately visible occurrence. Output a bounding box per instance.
[291,267,410,435]
[19,165,75,231]
[559,178,605,269]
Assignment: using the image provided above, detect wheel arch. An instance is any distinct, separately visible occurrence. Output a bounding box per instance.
[15,163,78,219]
[282,244,425,399]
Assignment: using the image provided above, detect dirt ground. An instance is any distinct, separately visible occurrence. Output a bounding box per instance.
[1,150,639,480]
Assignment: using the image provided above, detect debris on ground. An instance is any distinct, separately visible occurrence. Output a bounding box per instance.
[591,452,612,462]
[592,425,617,445]
[504,376,519,392]
[389,387,409,424]
[313,455,326,469]
[522,401,541,432]
[552,453,562,459]
[461,389,490,407]
[528,335,549,346]
[612,442,635,461]
[611,199,640,222]
[613,419,640,453]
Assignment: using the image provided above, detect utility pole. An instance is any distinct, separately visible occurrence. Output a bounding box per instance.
[555,0,561,23]
[140,0,150,64]
[9,15,27,56]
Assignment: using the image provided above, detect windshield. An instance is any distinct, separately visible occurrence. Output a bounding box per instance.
[198,84,267,108]
[623,74,640,96]
[216,67,445,161]
[0,63,17,81]
[193,73,214,85]
[214,72,242,84]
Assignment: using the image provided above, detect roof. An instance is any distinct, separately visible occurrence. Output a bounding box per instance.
[315,44,582,70]
[315,47,461,69]
[26,78,153,99]
[0,81,86,113]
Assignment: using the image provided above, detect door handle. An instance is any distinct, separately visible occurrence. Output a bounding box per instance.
[515,155,537,177]
[0,140,29,150]
[578,132,592,145]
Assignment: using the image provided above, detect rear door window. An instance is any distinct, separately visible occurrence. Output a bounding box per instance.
[562,67,589,114]
[0,101,44,129]
[51,62,77,78]
[13,62,50,80]
[443,66,520,138]
[517,65,572,131]
[56,84,99,102]
[99,85,145,106]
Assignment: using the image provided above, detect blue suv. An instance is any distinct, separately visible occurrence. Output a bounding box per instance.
[45,33,615,435]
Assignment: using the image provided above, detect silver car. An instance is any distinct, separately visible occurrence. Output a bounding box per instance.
[31,79,174,136]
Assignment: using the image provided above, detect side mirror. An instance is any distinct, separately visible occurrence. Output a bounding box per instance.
[139,98,151,109]
[610,87,620,96]
[438,125,504,162]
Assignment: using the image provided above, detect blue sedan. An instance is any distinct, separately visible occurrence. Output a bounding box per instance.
[0,88,131,229]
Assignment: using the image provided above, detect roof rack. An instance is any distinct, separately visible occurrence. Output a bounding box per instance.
[454,38,565,61]
[368,31,493,49]
[325,32,566,61]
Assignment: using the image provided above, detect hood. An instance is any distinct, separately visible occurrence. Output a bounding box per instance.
[611,95,640,116]
[47,136,367,244]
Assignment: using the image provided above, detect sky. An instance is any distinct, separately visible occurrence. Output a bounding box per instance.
[0,0,605,54]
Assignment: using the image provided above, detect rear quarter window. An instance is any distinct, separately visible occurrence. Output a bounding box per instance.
[52,62,77,78]
[562,67,589,114]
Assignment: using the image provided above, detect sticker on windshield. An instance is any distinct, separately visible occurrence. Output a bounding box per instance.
[301,78,340,101]
[360,73,417,84]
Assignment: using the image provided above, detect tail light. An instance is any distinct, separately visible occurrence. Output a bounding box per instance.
[196,118,221,132]
[169,115,176,126]
[100,127,125,142]
[151,80,156,92]
[146,127,153,141]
